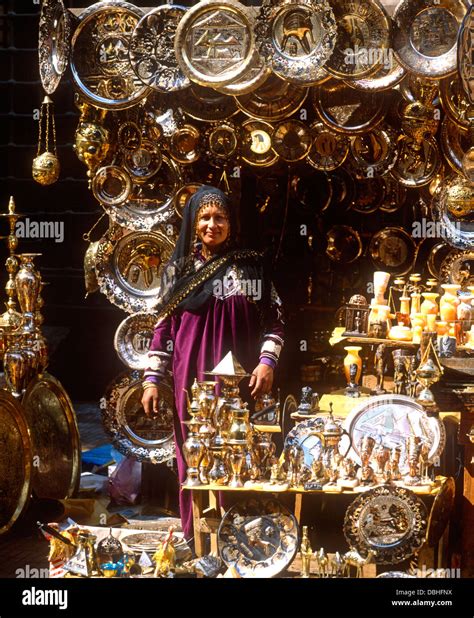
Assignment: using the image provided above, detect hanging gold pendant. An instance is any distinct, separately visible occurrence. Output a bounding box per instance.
[32,95,60,186]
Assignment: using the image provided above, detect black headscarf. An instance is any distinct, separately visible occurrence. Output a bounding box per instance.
[154,185,270,321]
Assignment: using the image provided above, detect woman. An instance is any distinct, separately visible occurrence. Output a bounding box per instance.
[141,185,284,539]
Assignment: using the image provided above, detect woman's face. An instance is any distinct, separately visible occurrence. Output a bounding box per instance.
[196,203,230,253]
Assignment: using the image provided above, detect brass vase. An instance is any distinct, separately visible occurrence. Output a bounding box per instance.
[182,418,204,487]
[207,445,230,485]
[4,334,28,397]
[15,253,42,334]
[228,445,245,488]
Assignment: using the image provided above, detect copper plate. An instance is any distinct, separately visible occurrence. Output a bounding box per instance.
[71,1,149,110]
[313,81,387,134]
[458,4,474,104]
[174,0,255,87]
[426,476,455,547]
[39,0,74,94]
[344,485,428,564]
[326,225,362,263]
[240,119,279,167]
[95,225,175,313]
[173,183,204,218]
[307,122,349,171]
[369,227,417,275]
[393,0,468,78]
[271,120,312,162]
[114,312,157,370]
[102,370,175,463]
[439,249,474,287]
[176,84,238,122]
[129,5,190,92]
[0,390,32,535]
[22,373,81,500]
[235,74,308,121]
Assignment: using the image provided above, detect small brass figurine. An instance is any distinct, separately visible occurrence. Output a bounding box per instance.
[300,526,313,578]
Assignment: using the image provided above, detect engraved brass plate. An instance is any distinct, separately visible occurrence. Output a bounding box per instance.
[169,125,202,165]
[0,390,32,535]
[174,0,255,87]
[216,50,271,95]
[349,126,398,178]
[102,370,175,463]
[351,177,386,213]
[92,165,132,206]
[326,225,362,263]
[129,5,190,92]
[271,119,312,162]
[440,117,470,176]
[379,176,407,213]
[432,173,474,250]
[176,84,239,122]
[240,119,279,167]
[440,75,472,129]
[22,373,81,500]
[173,182,204,218]
[391,136,440,187]
[236,74,308,121]
[123,140,163,182]
[71,1,149,109]
[369,226,417,275]
[114,312,157,370]
[307,122,349,171]
[458,4,474,104]
[439,248,474,287]
[39,0,74,94]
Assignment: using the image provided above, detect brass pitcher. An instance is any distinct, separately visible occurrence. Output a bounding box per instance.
[182,418,205,487]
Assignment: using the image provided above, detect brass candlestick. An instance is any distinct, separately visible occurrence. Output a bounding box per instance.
[0,197,24,331]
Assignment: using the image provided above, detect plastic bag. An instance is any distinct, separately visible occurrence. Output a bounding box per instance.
[108,457,141,505]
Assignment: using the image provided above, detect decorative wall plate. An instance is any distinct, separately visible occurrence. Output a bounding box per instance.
[92,165,133,206]
[351,178,386,214]
[426,476,455,547]
[284,417,325,467]
[326,225,363,263]
[393,0,468,78]
[432,173,474,250]
[344,485,428,564]
[123,140,162,182]
[379,177,407,213]
[71,1,149,110]
[369,227,417,275]
[458,4,474,104]
[0,390,32,535]
[349,126,398,178]
[114,312,157,370]
[439,249,474,287]
[129,5,190,92]
[22,373,81,500]
[292,172,333,211]
[117,120,142,152]
[240,119,279,167]
[169,125,202,165]
[235,74,308,121]
[174,0,255,87]
[391,136,440,187]
[176,84,238,122]
[217,498,299,577]
[312,82,387,134]
[95,225,175,313]
[439,75,472,128]
[206,122,239,163]
[102,370,175,464]
[440,117,470,176]
[173,183,204,218]
[255,0,337,85]
[427,242,452,279]
[271,120,312,162]
[39,0,73,94]
[216,50,271,95]
[307,122,349,171]
[325,0,390,79]
[340,395,445,475]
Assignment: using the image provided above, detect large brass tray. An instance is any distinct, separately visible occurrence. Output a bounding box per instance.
[0,389,32,535]
[39,0,74,94]
[21,373,81,500]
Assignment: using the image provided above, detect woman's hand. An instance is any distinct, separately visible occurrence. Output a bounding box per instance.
[141,386,159,416]
[249,363,274,398]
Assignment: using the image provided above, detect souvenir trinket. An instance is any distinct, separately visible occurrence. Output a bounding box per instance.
[32,96,60,186]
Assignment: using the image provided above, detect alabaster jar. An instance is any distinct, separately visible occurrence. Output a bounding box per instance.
[420,292,439,316]
[388,323,412,341]
[440,284,461,322]
[343,346,362,385]
[457,294,472,328]
[411,313,426,344]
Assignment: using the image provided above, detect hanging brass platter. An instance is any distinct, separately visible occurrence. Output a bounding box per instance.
[205,121,240,167]
[92,165,133,207]
[440,75,472,129]
[458,4,474,104]
[393,0,468,78]
[326,225,362,264]
[173,183,204,218]
[22,373,81,500]
[123,140,163,183]
[426,476,455,547]
[176,84,239,122]
[215,50,271,96]
[240,119,279,167]
[391,136,440,187]
[349,126,398,178]
[174,0,255,87]
[0,389,32,535]
[379,176,407,213]
[129,5,190,92]
[307,122,349,171]
[351,177,386,213]
[369,227,417,275]
[427,242,452,279]
[439,248,474,287]
[169,125,202,165]
[432,173,474,250]
[255,0,337,85]
[440,117,470,176]
[312,81,387,134]
[271,120,312,162]
[95,225,175,313]
[38,0,74,94]
[70,1,149,110]
[114,312,157,370]
[235,74,308,121]
[102,370,175,464]
[325,0,390,79]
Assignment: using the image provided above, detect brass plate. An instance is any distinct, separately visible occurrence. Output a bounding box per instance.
[38,0,74,94]
[123,140,163,182]
[393,0,468,78]
[427,242,452,279]
[217,498,299,577]
[102,370,175,464]
[216,50,271,95]
[22,373,81,500]
[349,126,398,178]
[71,1,149,110]
[176,84,239,122]
[369,227,417,275]
[0,389,32,535]
[344,485,428,564]
[351,177,386,213]
[271,120,312,162]
[307,122,349,171]
[173,182,204,218]
[255,0,337,85]
[312,81,387,134]
[440,75,472,129]
[439,249,474,287]
[206,122,239,165]
[235,74,308,121]
[326,225,362,263]
[95,225,175,313]
[129,5,190,92]
[399,73,441,106]
[326,0,390,79]
[169,125,202,165]
[174,0,255,87]
[432,173,474,250]
[391,136,440,187]
[240,119,279,167]
[440,117,470,176]
[379,176,407,213]
[458,4,474,104]
[426,476,455,547]
[92,165,132,206]
[114,312,157,370]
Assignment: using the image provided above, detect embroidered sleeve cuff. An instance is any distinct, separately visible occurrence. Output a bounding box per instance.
[144,351,171,379]
[260,335,283,365]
